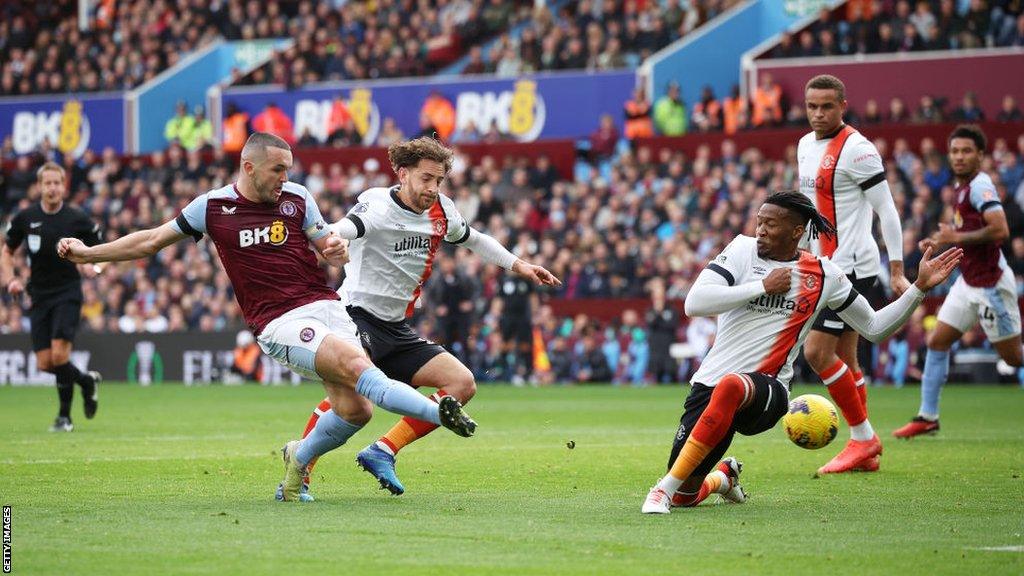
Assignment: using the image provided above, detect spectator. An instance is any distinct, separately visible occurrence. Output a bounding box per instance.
[251,102,295,144]
[751,73,783,128]
[653,81,687,136]
[721,85,749,135]
[951,91,986,122]
[421,91,457,141]
[623,86,655,141]
[575,333,612,383]
[889,97,909,123]
[691,86,723,132]
[326,94,352,144]
[184,106,214,151]
[230,330,264,383]
[375,117,407,148]
[912,95,944,124]
[164,101,195,148]
[997,95,1022,122]
[645,282,680,383]
[221,102,250,153]
[860,99,883,125]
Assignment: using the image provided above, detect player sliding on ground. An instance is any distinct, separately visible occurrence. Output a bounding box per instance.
[57,132,477,502]
[641,191,962,514]
[281,137,560,501]
[893,125,1022,438]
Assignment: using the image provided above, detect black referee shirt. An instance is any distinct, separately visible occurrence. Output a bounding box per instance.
[5,203,103,300]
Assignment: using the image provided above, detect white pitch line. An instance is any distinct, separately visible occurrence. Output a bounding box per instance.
[968,546,1024,552]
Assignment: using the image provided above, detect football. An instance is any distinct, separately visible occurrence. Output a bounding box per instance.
[783,394,840,450]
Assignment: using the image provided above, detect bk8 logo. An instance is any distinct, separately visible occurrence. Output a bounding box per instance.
[239,220,289,247]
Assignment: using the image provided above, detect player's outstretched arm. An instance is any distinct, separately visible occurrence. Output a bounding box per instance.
[684,267,783,317]
[461,227,561,286]
[58,221,189,264]
[838,246,963,343]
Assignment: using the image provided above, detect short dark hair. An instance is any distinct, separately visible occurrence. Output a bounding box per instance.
[764,190,836,240]
[241,132,291,161]
[948,124,987,152]
[805,74,846,102]
[388,136,453,174]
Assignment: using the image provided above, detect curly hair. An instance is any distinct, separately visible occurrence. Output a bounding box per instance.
[387,136,453,174]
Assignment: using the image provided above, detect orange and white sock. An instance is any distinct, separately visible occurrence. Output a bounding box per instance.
[851,369,867,409]
[657,374,753,494]
[673,471,729,507]
[376,390,447,456]
[820,360,874,441]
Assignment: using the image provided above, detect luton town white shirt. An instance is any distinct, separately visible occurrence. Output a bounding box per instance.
[339,186,470,322]
[797,126,902,279]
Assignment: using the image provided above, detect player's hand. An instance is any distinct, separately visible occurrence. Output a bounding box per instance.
[512,260,562,287]
[762,268,791,295]
[57,237,89,263]
[5,278,23,296]
[918,237,937,253]
[933,223,959,246]
[913,246,963,291]
[321,236,349,266]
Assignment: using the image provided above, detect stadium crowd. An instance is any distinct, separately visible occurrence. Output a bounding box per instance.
[3,124,1024,384]
[769,0,1024,59]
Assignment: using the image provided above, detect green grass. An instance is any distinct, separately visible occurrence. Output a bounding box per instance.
[1,383,1022,575]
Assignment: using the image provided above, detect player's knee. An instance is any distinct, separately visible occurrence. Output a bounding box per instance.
[448,368,476,403]
[713,373,747,405]
[925,333,953,351]
[333,397,373,426]
[804,346,835,373]
[1003,346,1023,367]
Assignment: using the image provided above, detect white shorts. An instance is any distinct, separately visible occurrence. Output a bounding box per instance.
[257,299,361,380]
[936,269,1022,343]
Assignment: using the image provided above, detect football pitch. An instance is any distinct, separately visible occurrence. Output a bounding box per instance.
[1,383,1021,575]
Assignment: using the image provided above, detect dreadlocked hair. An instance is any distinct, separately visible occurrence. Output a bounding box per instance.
[764,190,836,240]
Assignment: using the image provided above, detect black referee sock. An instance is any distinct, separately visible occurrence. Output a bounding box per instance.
[54,362,93,388]
[53,366,77,419]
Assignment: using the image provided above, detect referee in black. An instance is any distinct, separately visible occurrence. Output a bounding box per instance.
[1,161,103,432]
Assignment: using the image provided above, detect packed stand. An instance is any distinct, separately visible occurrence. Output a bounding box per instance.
[468,0,739,77]
[0,0,223,96]
[3,128,1024,384]
[235,0,535,87]
[627,76,1024,138]
[767,0,1024,59]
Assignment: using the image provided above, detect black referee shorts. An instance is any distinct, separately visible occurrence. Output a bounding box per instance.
[812,275,877,335]
[348,306,446,384]
[666,372,789,478]
[29,296,83,352]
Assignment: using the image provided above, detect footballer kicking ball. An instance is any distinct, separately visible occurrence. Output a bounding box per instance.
[783,394,839,450]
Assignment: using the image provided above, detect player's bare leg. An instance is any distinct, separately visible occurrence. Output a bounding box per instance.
[805,330,881,473]
[356,353,476,495]
[894,321,962,439]
[278,336,475,501]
